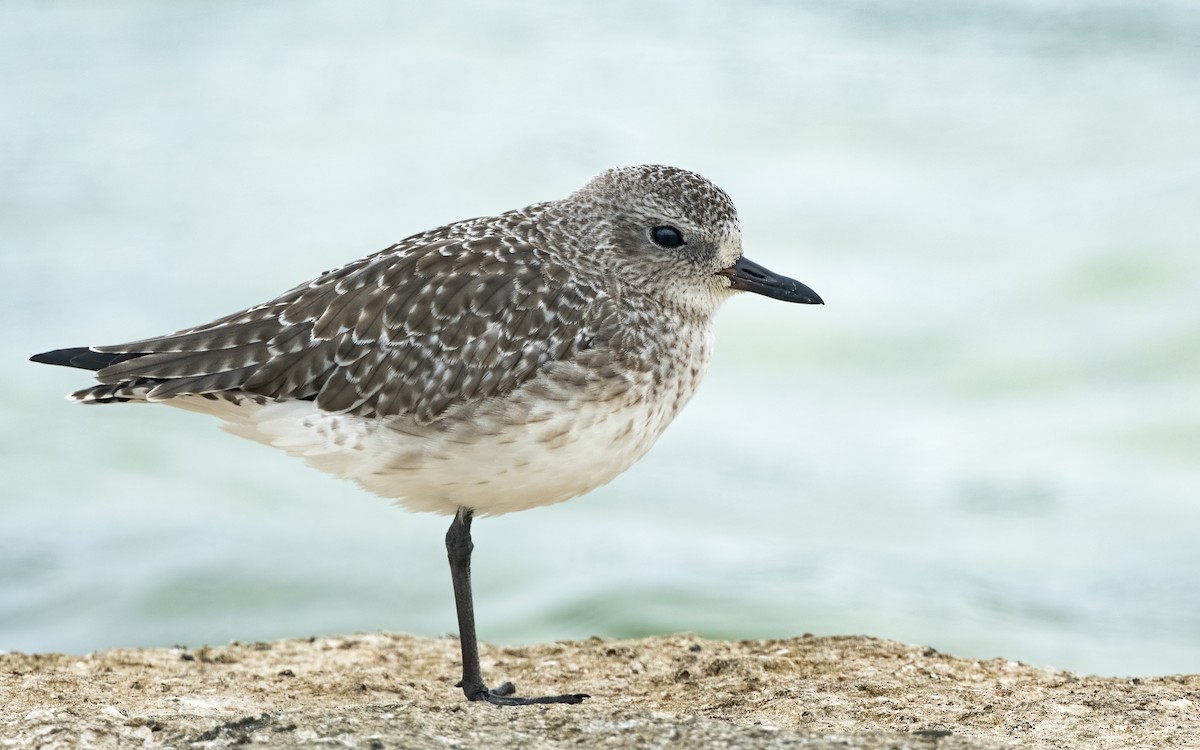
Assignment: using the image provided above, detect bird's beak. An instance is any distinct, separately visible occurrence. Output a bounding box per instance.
[717,256,824,304]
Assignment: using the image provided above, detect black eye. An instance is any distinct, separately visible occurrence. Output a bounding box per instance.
[651,225,685,248]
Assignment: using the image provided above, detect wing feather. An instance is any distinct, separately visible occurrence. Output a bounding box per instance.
[73,210,614,423]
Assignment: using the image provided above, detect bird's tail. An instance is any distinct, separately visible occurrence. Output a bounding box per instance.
[30,347,156,403]
[30,347,144,372]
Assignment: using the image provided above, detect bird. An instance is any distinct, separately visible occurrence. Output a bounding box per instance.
[30,164,823,706]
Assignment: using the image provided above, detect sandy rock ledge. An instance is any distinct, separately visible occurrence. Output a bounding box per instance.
[1,633,1196,749]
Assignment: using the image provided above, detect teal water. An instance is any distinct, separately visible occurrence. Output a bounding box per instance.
[3,1,1198,677]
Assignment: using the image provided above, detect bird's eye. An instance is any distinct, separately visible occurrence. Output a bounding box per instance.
[650,225,685,248]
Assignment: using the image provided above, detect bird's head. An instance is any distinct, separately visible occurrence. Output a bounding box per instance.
[564,164,822,315]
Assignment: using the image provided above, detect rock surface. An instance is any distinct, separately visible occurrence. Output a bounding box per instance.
[1,633,1196,749]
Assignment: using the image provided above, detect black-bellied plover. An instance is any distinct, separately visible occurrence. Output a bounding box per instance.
[31,165,822,705]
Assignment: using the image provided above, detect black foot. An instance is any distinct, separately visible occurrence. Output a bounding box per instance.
[459,679,589,706]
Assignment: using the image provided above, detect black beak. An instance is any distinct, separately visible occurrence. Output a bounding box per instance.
[717,256,823,305]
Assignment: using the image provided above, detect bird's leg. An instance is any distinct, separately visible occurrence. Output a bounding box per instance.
[445,507,588,706]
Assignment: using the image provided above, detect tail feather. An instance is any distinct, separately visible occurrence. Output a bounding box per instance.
[31,346,263,405]
[30,347,144,372]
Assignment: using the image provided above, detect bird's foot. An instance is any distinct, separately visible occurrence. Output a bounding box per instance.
[458,679,589,706]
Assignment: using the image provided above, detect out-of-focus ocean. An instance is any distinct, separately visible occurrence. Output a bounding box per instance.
[3,0,1197,677]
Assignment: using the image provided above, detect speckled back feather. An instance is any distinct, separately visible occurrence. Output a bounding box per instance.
[77,204,616,423]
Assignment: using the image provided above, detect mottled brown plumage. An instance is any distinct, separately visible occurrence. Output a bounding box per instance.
[34,164,821,516]
[82,206,606,423]
[31,164,822,705]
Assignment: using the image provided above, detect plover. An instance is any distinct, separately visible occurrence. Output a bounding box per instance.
[31,164,822,705]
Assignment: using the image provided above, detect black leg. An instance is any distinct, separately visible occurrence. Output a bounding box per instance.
[445,507,589,706]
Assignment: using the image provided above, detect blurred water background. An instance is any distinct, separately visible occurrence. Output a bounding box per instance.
[3,0,1198,678]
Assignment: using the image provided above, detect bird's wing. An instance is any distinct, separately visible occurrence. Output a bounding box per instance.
[81,224,614,422]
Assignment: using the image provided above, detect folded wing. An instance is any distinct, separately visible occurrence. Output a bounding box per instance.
[51,228,613,423]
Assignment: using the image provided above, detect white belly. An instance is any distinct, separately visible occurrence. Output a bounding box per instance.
[174,337,711,516]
